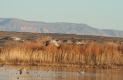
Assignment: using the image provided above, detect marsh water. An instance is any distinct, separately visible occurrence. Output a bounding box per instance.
[0,65,122,80]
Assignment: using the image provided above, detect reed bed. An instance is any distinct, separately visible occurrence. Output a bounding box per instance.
[0,37,123,68]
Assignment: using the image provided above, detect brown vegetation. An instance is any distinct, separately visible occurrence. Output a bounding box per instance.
[0,35,123,68]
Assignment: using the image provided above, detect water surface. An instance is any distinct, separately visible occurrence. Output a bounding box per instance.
[0,65,122,80]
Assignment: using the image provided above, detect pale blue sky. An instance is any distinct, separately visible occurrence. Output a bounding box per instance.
[0,0,123,30]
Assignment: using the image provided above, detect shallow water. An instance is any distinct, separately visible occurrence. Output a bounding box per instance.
[0,65,123,80]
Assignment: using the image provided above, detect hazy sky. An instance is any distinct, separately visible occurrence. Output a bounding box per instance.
[0,0,123,30]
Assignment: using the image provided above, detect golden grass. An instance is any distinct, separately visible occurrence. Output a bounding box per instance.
[0,37,123,68]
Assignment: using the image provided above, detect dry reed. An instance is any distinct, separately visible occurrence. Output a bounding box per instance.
[0,37,123,68]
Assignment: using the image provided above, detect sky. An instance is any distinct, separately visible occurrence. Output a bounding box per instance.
[0,0,123,30]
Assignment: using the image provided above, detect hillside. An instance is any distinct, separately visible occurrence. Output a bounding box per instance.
[0,18,123,37]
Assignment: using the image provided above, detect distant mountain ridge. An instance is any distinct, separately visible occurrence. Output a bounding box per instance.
[0,18,123,37]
